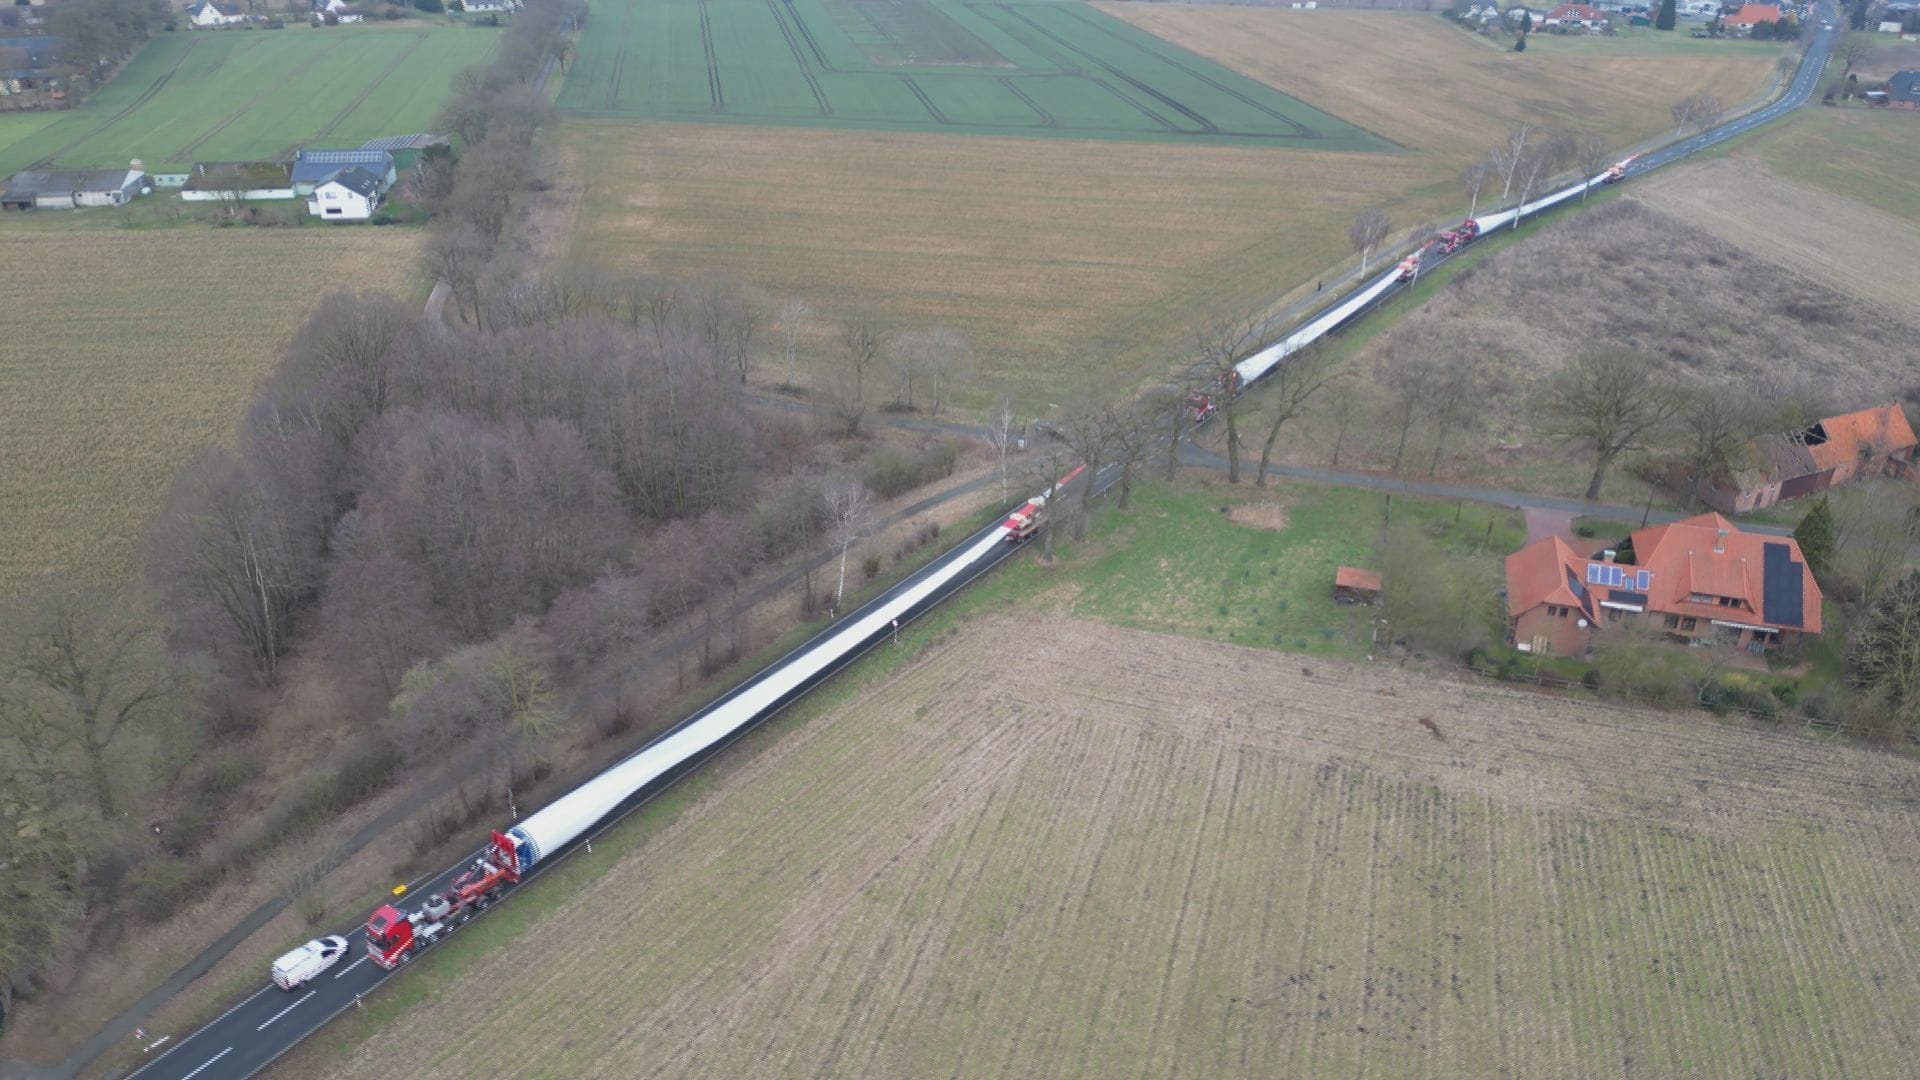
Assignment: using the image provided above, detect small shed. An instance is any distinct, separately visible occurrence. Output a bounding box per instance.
[1334,566,1383,605]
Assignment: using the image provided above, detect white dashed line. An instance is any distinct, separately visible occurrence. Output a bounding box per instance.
[179,1047,232,1079]
[334,955,369,979]
[257,991,313,1031]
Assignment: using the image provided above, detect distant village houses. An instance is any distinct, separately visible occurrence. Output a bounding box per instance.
[1506,514,1821,658]
[1541,3,1611,30]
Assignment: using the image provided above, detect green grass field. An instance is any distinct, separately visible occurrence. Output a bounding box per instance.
[555,0,1390,148]
[0,25,498,177]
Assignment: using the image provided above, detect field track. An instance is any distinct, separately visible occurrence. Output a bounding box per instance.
[303,32,432,148]
[316,617,1920,1078]
[30,40,201,168]
[171,38,349,161]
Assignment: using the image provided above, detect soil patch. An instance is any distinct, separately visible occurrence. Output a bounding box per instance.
[1227,500,1290,531]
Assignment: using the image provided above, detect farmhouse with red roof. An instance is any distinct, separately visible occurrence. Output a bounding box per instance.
[1506,513,1821,658]
[1686,402,1917,514]
[1722,2,1784,31]
[1542,2,1610,27]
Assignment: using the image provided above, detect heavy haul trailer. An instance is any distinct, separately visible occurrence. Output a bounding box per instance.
[365,465,1095,971]
[1002,464,1086,541]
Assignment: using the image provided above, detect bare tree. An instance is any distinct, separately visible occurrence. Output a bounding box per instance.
[0,581,187,820]
[831,306,887,434]
[1575,135,1612,199]
[1835,486,1920,603]
[1057,391,1122,539]
[1489,123,1537,207]
[316,554,448,697]
[1531,347,1680,500]
[917,326,973,416]
[1192,306,1265,484]
[1673,385,1760,509]
[1381,347,1437,474]
[1325,383,1363,468]
[823,481,876,612]
[1672,94,1726,133]
[1350,206,1392,274]
[1425,353,1486,475]
[985,394,1019,505]
[776,297,811,389]
[1109,397,1158,511]
[1512,135,1574,228]
[1460,156,1495,219]
[1253,344,1339,487]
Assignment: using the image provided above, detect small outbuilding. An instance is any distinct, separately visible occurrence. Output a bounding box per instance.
[1,165,149,210]
[1334,566,1383,605]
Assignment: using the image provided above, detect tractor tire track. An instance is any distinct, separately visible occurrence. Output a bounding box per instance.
[1054,3,1315,137]
[767,0,830,115]
[32,39,200,167]
[998,76,1055,127]
[300,32,429,152]
[603,0,634,109]
[901,76,947,124]
[173,39,350,162]
[995,3,1214,134]
[967,3,1176,132]
[782,0,836,71]
[698,0,725,111]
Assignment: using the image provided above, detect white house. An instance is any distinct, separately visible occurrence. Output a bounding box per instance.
[307,166,382,220]
[458,0,522,13]
[186,0,247,27]
[290,147,395,195]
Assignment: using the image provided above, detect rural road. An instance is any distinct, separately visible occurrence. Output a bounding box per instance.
[81,11,1838,1078]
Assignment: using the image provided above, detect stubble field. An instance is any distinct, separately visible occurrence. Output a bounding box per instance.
[0,225,422,592]
[317,616,1920,1078]
[561,8,1777,410]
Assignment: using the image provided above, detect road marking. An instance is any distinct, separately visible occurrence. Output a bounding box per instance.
[257,991,313,1030]
[335,955,368,979]
[179,1047,232,1079]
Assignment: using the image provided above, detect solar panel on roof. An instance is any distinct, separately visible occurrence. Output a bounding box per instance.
[1761,543,1805,628]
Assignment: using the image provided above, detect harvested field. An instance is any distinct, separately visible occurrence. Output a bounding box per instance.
[1631,155,1920,316]
[315,616,1920,1078]
[0,226,422,592]
[563,120,1445,407]
[1723,107,1920,231]
[1095,8,1779,163]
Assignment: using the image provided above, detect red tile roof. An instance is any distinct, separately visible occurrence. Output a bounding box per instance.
[1725,2,1783,24]
[1546,2,1606,18]
[1627,513,1821,634]
[1803,402,1918,471]
[1335,566,1383,592]
[1506,514,1821,635]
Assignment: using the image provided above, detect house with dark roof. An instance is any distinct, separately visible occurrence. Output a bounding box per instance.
[1889,70,1920,109]
[1684,403,1918,514]
[290,148,395,195]
[307,166,383,220]
[1,165,149,210]
[1506,513,1821,657]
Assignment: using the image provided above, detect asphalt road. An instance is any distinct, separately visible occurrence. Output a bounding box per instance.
[112,17,1833,1078]
[122,466,1116,1080]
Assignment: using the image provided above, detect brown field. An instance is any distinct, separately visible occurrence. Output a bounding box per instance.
[1098,9,1779,161]
[559,11,1776,411]
[1631,155,1920,315]
[0,225,422,593]
[317,616,1920,1078]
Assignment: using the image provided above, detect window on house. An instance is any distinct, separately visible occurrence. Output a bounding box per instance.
[325,207,342,215]
[1682,618,1696,631]
[1665,615,1680,629]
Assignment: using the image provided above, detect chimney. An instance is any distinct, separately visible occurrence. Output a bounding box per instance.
[1601,549,1616,563]
[1714,529,1727,554]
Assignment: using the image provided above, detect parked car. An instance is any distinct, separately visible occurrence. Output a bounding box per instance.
[271,935,351,990]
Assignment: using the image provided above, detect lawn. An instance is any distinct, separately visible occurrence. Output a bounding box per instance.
[555,0,1390,148]
[0,223,424,593]
[279,610,1920,1078]
[0,24,498,177]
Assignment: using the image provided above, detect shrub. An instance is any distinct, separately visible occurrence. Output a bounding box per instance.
[127,857,211,923]
[861,439,962,499]
[193,750,263,804]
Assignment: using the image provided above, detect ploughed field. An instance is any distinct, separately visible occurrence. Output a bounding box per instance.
[320,617,1920,1078]
[0,26,497,177]
[0,227,422,592]
[556,0,1389,148]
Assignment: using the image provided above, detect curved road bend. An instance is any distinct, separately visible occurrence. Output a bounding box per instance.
[103,14,1839,1079]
